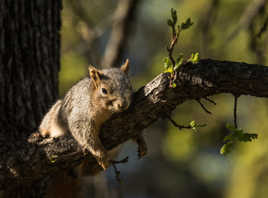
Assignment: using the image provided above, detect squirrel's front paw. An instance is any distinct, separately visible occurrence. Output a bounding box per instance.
[97,157,110,170]
[95,151,110,170]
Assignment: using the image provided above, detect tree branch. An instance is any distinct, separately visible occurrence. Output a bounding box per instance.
[101,0,140,68]
[1,59,268,189]
[226,0,267,42]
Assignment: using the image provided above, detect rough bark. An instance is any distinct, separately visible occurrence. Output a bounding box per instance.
[0,0,62,197]
[2,58,268,192]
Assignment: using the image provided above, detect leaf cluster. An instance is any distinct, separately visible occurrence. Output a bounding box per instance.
[167,8,194,35]
[189,120,207,132]
[164,8,198,78]
[220,124,258,155]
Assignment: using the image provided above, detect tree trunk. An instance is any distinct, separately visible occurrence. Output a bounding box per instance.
[0,0,62,197]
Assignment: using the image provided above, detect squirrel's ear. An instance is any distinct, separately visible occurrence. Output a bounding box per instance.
[120,59,130,74]
[88,65,102,88]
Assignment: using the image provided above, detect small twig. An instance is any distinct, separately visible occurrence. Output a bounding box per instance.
[167,38,178,87]
[167,35,179,68]
[233,95,239,128]
[111,156,129,164]
[196,99,212,114]
[166,25,181,88]
[204,97,216,105]
[166,115,192,130]
[110,156,129,182]
[166,9,182,86]
[257,16,268,38]
[111,163,121,182]
[166,114,206,132]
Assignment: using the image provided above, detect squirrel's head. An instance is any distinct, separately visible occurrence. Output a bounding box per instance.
[88,59,133,113]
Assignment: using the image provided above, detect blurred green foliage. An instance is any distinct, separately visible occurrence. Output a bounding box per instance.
[220,124,258,155]
[60,0,268,197]
[163,123,196,162]
[60,52,87,95]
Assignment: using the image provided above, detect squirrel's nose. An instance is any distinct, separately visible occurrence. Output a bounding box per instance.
[116,100,128,110]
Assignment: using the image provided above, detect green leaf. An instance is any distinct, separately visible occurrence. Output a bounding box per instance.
[163,57,172,69]
[171,8,177,24]
[223,134,234,142]
[190,120,196,128]
[239,133,258,142]
[225,123,258,142]
[222,123,258,154]
[174,54,184,70]
[181,18,194,30]
[164,66,174,74]
[49,154,58,163]
[220,142,234,155]
[167,19,173,26]
[189,120,197,131]
[193,52,199,63]
[188,52,199,64]
[226,123,238,132]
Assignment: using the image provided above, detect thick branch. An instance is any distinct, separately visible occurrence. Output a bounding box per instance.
[1,59,268,189]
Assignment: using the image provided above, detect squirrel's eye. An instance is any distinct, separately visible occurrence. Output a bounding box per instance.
[101,88,108,95]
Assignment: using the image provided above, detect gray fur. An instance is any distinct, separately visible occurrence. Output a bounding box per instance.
[39,67,133,170]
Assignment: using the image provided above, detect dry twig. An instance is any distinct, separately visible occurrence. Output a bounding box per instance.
[196,99,212,114]
[111,157,129,182]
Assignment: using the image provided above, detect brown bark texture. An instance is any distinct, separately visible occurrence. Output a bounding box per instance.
[0,0,62,197]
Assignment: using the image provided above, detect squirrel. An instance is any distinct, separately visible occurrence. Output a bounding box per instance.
[41,60,147,198]
[39,59,147,172]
